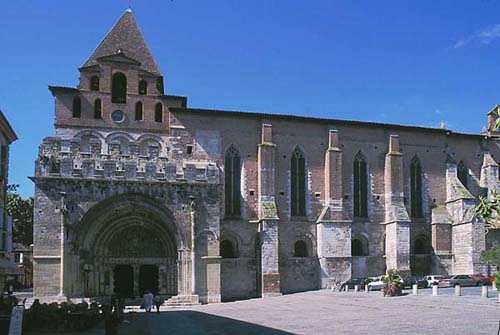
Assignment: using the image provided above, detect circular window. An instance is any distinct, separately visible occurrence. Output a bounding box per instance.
[111,110,125,123]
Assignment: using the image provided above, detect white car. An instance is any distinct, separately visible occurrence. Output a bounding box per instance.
[423,275,445,286]
[367,276,385,291]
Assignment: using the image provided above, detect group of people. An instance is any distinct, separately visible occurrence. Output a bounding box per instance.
[142,291,163,313]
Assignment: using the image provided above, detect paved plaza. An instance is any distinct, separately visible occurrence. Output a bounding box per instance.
[108,288,500,335]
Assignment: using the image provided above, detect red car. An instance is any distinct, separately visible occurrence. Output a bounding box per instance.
[469,274,491,285]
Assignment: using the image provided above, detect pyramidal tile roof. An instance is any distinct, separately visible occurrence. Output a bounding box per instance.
[81,9,161,75]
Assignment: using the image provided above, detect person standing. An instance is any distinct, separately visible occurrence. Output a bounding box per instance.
[143,291,153,312]
[153,294,162,313]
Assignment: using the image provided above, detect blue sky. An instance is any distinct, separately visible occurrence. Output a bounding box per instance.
[1,0,500,197]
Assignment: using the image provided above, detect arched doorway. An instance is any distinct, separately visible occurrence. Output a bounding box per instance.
[75,194,186,298]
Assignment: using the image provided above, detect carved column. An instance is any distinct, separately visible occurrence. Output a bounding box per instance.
[317,129,352,287]
[257,123,281,297]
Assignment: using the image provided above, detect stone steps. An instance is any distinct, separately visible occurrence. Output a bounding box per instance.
[165,295,200,307]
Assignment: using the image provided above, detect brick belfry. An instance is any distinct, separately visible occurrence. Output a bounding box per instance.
[384,135,411,276]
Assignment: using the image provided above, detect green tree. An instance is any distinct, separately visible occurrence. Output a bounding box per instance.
[475,190,500,230]
[480,244,500,268]
[6,184,34,246]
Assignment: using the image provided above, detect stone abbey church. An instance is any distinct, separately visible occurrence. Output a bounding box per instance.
[33,9,500,303]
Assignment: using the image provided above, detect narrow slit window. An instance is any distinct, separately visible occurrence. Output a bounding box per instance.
[72,97,81,118]
[90,76,100,91]
[155,103,163,122]
[225,145,241,217]
[111,72,127,103]
[135,101,143,121]
[139,80,147,95]
[410,156,423,218]
[353,151,368,217]
[457,160,468,189]
[291,147,306,216]
[94,98,102,119]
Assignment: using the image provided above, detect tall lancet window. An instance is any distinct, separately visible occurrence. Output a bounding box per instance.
[291,147,306,217]
[458,161,468,189]
[353,151,368,218]
[225,145,241,217]
[410,156,423,218]
[112,72,127,103]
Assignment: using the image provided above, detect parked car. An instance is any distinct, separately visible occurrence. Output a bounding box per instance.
[423,275,445,286]
[367,276,385,291]
[403,276,428,288]
[469,274,491,285]
[342,277,372,290]
[438,275,480,287]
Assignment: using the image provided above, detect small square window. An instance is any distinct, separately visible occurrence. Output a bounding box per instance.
[186,145,193,155]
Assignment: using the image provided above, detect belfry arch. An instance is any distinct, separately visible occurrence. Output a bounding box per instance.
[73,194,187,298]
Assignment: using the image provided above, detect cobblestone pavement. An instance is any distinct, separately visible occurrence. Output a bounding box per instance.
[113,288,500,335]
[23,288,500,334]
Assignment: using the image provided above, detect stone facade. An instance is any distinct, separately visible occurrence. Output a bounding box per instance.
[33,9,500,303]
[0,110,18,291]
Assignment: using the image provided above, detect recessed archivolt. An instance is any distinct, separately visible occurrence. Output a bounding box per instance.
[75,194,186,257]
[106,131,134,143]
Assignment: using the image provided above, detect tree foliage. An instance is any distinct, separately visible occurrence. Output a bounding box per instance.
[6,184,34,246]
[474,190,500,231]
[480,244,500,267]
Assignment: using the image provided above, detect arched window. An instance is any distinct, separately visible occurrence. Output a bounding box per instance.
[72,97,81,118]
[139,80,147,95]
[90,76,100,91]
[352,237,369,256]
[111,72,127,103]
[155,103,163,122]
[139,139,160,157]
[291,147,306,217]
[293,240,308,257]
[414,236,428,255]
[458,161,468,189]
[156,77,164,94]
[410,156,423,218]
[220,240,237,258]
[94,99,102,119]
[135,101,143,121]
[225,145,241,217]
[353,151,368,217]
[80,135,99,153]
[119,138,129,156]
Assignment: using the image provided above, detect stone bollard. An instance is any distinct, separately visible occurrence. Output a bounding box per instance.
[498,292,500,303]
[354,285,359,293]
[432,285,439,296]
[482,285,489,299]
[455,284,461,296]
[365,285,369,293]
[344,285,349,292]
[412,284,418,295]
[493,284,498,291]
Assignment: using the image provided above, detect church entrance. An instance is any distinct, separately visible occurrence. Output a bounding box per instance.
[139,265,159,295]
[113,265,134,297]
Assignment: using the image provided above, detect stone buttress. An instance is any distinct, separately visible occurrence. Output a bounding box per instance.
[317,129,352,287]
[257,123,281,297]
[384,135,411,276]
[446,155,485,274]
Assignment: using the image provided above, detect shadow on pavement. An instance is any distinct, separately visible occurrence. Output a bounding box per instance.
[139,310,294,335]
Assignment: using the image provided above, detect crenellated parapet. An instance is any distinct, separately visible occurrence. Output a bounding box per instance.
[35,136,219,183]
